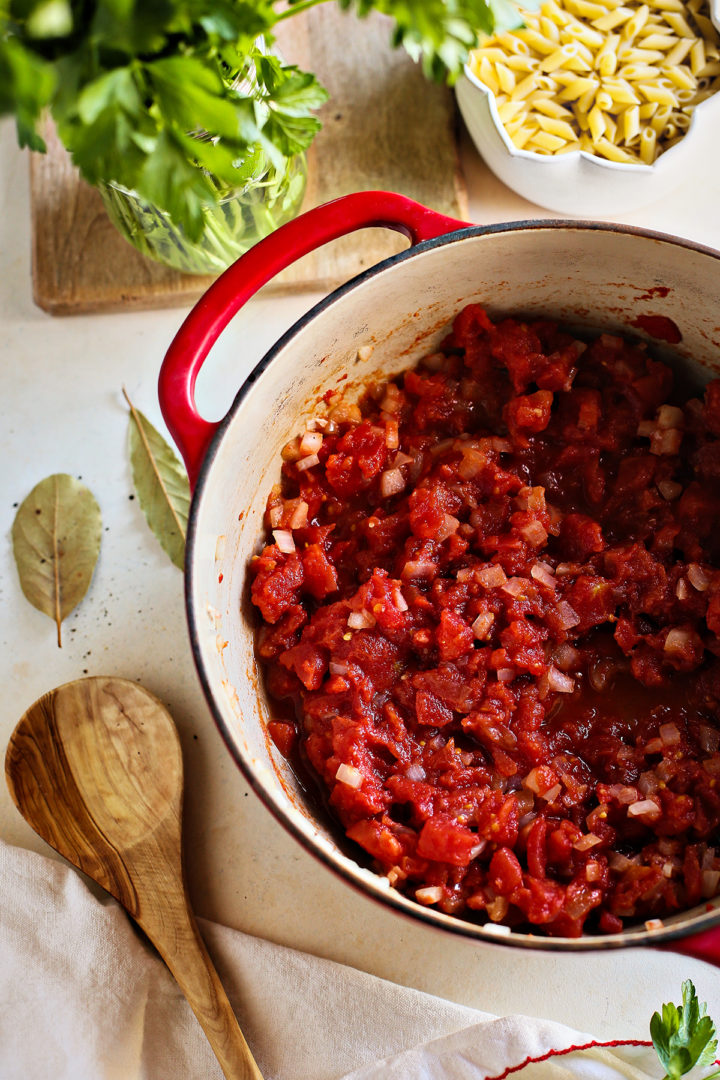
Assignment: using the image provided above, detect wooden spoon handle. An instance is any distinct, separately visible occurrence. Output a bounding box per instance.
[142,904,263,1080]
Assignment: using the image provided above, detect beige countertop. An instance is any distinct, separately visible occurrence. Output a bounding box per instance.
[2,115,720,1041]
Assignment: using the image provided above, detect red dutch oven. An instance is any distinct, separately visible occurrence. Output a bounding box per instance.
[159,190,720,963]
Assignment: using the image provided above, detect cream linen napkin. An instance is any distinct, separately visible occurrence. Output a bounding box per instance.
[0,840,663,1080]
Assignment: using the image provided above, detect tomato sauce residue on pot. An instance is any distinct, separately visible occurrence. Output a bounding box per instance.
[631,314,683,345]
[250,304,720,938]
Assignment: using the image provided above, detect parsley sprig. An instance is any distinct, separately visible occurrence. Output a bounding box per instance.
[0,0,507,240]
[651,981,720,1080]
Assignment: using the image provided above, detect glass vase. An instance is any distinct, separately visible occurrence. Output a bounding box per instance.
[97,151,307,276]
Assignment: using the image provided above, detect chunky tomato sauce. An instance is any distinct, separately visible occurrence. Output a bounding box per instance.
[250,304,720,937]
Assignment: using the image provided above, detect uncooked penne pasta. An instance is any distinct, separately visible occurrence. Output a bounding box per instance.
[467,0,718,164]
[537,113,580,137]
[622,101,642,136]
[639,123,658,159]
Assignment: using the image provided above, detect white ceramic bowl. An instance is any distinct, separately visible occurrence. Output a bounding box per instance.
[455,0,720,216]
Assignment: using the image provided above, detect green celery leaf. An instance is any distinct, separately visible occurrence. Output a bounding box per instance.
[147,55,251,142]
[0,36,55,149]
[651,981,719,1080]
[76,65,142,126]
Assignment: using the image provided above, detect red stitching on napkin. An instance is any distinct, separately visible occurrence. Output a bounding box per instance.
[485,1038,653,1080]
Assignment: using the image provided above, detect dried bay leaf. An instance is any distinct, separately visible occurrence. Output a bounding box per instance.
[12,474,102,647]
[124,389,190,570]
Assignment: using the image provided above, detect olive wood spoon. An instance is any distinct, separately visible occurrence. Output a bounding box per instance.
[5,675,263,1080]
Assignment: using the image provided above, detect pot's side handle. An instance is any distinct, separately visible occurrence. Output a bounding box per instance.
[661,925,720,967]
[159,190,471,487]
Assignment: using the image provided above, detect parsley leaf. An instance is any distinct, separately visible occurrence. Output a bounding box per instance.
[651,981,720,1080]
[1,0,512,236]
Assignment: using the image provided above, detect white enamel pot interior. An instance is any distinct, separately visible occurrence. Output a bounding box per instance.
[161,195,720,956]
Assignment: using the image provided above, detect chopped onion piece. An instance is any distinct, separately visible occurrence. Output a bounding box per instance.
[676,577,690,601]
[296,453,320,472]
[385,420,399,450]
[335,763,363,789]
[300,430,323,455]
[520,520,548,547]
[437,513,460,540]
[585,861,602,882]
[650,428,682,456]
[486,895,510,922]
[289,500,309,530]
[269,505,283,528]
[664,628,694,654]
[702,870,720,898]
[657,405,684,429]
[491,438,512,453]
[531,562,556,589]
[553,644,581,671]
[547,666,575,693]
[606,784,638,805]
[392,587,409,612]
[557,601,580,629]
[472,612,495,640]
[392,451,413,467]
[329,660,348,676]
[638,770,660,793]
[501,577,526,598]
[523,768,543,794]
[662,862,674,878]
[659,722,681,746]
[281,437,303,461]
[478,564,508,588]
[273,529,295,553]
[469,840,487,859]
[497,668,515,683]
[405,763,426,782]
[357,344,374,362]
[380,468,405,498]
[347,610,376,630]
[637,419,656,438]
[541,783,562,803]
[688,563,711,592]
[573,833,602,851]
[628,798,661,819]
[402,559,436,579]
[644,918,664,931]
[415,886,444,905]
[387,866,405,887]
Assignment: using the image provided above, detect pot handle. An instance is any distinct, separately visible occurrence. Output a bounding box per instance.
[159,190,470,487]
[661,925,720,967]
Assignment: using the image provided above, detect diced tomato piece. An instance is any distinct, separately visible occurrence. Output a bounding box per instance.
[489,847,523,895]
[302,543,338,599]
[417,817,479,865]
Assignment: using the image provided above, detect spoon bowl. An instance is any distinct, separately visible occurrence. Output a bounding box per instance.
[6,675,263,1080]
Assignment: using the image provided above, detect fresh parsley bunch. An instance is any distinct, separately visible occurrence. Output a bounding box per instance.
[0,0,500,240]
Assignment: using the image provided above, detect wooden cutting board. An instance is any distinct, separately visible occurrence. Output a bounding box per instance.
[30,8,467,315]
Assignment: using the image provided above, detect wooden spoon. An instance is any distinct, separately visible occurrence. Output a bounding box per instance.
[5,675,263,1080]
